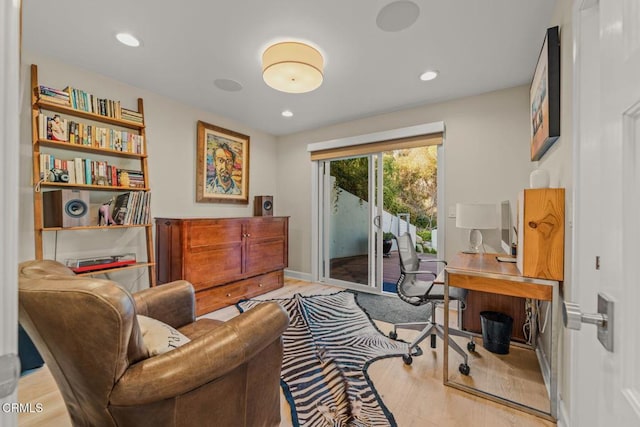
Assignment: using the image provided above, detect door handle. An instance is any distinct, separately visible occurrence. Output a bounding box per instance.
[562,293,614,352]
[0,353,20,398]
[373,215,381,229]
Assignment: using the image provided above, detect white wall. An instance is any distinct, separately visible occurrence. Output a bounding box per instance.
[19,53,279,291]
[277,85,534,274]
[537,0,574,421]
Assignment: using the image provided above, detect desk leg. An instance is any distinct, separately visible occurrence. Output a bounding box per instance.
[443,271,449,384]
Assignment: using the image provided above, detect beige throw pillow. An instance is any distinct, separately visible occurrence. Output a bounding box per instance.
[137,315,191,356]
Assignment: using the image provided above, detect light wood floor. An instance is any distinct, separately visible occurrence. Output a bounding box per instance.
[18,279,555,426]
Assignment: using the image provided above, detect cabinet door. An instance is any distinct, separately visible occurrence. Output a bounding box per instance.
[183,219,244,290]
[244,217,288,276]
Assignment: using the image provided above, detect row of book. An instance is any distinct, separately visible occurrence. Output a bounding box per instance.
[37,85,142,122]
[40,153,145,188]
[112,191,151,225]
[37,113,145,154]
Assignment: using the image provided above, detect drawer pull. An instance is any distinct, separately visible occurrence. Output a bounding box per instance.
[259,283,263,287]
[226,293,231,297]
[528,221,538,229]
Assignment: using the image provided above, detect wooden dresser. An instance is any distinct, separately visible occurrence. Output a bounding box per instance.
[155,217,288,315]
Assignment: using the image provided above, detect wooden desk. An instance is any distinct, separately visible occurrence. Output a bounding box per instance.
[444,253,559,421]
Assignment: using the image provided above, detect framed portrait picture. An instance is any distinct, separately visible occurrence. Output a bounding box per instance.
[196,121,250,204]
[530,26,560,161]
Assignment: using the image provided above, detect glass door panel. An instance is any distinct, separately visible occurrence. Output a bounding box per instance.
[322,155,382,290]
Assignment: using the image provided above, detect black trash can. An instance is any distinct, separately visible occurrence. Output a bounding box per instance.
[480,311,513,355]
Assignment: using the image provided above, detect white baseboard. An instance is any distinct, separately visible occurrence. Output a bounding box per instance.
[284,269,312,282]
[557,396,570,427]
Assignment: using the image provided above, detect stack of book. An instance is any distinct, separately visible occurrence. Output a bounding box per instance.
[39,85,70,106]
[121,108,143,124]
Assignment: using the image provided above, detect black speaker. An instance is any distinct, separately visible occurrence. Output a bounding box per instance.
[254,195,273,216]
[43,189,90,228]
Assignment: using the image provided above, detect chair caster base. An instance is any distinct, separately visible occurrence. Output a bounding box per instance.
[402,354,413,365]
[459,363,470,375]
[430,334,437,348]
[389,331,398,340]
[467,341,476,352]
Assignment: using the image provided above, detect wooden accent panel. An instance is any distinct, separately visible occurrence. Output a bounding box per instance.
[461,290,527,342]
[187,220,243,248]
[517,188,565,280]
[184,247,243,291]
[195,271,283,316]
[155,217,288,314]
[246,240,286,275]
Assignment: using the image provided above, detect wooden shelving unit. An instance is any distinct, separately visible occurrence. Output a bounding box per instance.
[31,64,156,286]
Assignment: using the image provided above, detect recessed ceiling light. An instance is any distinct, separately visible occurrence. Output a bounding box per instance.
[420,70,439,81]
[116,33,141,47]
[282,110,294,118]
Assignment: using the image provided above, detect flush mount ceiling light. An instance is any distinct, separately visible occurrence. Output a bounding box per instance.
[116,33,140,47]
[262,42,324,94]
[420,70,439,81]
[281,110,294,117]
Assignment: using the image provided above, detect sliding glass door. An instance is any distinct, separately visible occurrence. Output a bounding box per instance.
[317,145,441,293]
[321,154,383,291]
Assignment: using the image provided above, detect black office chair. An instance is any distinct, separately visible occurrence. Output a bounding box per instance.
[388,233,474,375]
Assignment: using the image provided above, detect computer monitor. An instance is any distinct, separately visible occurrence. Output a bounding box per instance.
[500,200,512,254]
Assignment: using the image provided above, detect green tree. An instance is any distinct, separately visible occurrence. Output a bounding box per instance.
[329,147,438,230]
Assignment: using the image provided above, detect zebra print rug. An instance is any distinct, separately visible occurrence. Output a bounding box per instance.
[237,291,409,427]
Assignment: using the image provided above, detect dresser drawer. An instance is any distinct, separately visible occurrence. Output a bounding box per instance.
[195,271,284,316]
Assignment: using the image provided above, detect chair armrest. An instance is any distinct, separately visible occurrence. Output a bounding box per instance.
[110,302,289,406]
[402,269,437,277]
[133,280,195,329]
[418,258,447,265]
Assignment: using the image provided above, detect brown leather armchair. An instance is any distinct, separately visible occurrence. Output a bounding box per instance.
[18,260,289,427]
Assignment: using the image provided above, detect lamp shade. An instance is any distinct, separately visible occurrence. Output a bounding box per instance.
[455,203,498,230]
[262,42,324,93]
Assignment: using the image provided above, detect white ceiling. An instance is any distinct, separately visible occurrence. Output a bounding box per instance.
[22,1,556,136]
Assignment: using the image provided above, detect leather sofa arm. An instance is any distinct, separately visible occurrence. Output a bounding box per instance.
[133,280,195,328]
[110,302,289,406]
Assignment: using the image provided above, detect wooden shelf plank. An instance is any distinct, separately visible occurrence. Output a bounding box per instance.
[40,182,149,192]
[37,139,146,159]
[74,262,155,277]
[35,100,144,130]
[41,224,151,231]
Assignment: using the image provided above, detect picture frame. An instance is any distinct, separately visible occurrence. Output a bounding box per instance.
[530,26,560,161]
[196,120,250,204]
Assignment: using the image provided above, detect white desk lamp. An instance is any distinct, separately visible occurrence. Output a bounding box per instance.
[456,203,498,253]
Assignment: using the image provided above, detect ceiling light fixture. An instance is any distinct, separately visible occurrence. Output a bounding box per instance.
[281,110,294,118]
[262,42,324,94]
[420,70,439,81]
[116,33,140,47]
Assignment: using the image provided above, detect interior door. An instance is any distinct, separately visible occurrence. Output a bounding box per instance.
[321,155,383,291]
[0,0,21,419]
[570,0,640,425]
